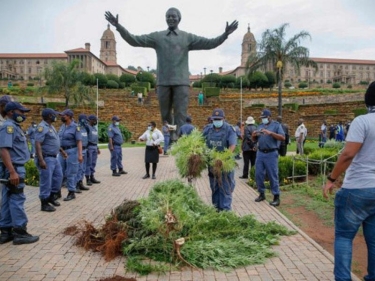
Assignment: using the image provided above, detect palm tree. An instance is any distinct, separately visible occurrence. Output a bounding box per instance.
[246,23,317,115]
[44,60,94,107]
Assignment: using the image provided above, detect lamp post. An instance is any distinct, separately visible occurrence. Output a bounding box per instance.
[276,60,283,116]
[204,68,206,76]
[210,70,213,86]
[147,66,149,72]
[140,71,142,83]
[240,77,243,124]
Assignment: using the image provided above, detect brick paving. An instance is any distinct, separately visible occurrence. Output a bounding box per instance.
[0,147,360,281]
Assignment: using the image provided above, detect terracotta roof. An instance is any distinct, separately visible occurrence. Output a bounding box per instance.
[65,48,89,53]
[311,57,375,64]
[104,61,118,66]
[0,53,67,59]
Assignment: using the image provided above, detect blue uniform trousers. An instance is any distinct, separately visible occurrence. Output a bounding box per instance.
[163,135,170,153]
[29,139,35,155]
[36,157,63,200]
[208,170,235,211]
[110,145,123,171]
[0,165,28,228]
[76,149,87,183]
[58,147,78,192]
[255,150,280,195]
[85,146,98,176]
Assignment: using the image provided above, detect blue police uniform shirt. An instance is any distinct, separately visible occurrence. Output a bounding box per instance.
[58,121,82,147]
[35,120,60,155]
[0,119,30,165]
[257,120,285,150]
[108,124,123,145]
[87,124,99,144]
[179,123,195,136]
[162,125,170,136]
[79,123,89,147]
[203,122,237,151]
[27,125,36,139]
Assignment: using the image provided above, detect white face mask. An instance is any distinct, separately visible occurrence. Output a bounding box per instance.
[148,126,152,131]
[213,120,223,128]
[115,122,120,126]
[261,118,269,125]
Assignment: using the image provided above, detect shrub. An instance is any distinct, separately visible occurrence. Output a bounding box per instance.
[326,80,332,84]
[298,82,308,89]
[284,82,292,88]
[13,83,19,86]
[307,149,339,175]
[98,121,132,143]
[107,80,119,89]
[119,82,125,89]
[352,108,367,117]
[251,103,265,108]
[204,87,220,97]
[359,81,369,85]
[120,73,136,87]
[25,160,39,187]
[106,74,120,84]
[284,103,299,111]
[324,109,338,115]
[27,82,34,86]
[332,82,341,88]
[131,86,147,97]
[347,84,352,89]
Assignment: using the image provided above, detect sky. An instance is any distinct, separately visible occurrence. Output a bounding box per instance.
[1,0,375,75]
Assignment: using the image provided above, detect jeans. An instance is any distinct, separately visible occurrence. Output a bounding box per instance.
[334,188,375,281]
[255,150,280,195]
[163,135,170,153]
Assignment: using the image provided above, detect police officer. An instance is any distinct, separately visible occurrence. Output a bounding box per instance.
[26,121,37,158]
[178,116,195,137]
[252,109,285,207]
[108,116,127,176]
[75,114,90,192]
[203,108,237,211]
[85,115,101,185]
[58,109,83,201]
[34,108,63,212]
[0,95,12,126]
[0,102,39,245]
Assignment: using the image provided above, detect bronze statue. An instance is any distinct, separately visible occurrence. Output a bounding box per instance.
[105,8,238,137]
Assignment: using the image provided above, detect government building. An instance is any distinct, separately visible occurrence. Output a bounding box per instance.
[1,24,375,86]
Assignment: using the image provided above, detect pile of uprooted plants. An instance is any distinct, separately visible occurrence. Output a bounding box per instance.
[64,179,294,275]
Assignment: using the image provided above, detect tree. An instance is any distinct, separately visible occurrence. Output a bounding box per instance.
[201,73,221,86]
[120,73,136,86]
[136,71,156,88]
[44,60,94,107]
[264,71,276,90]
[127,65,137,71]
[94,73,108,89]
[79,72,95,86]
[106,74,120,84]
[220,75,236,89]
[246,23,317,115]
[235,76,249,89]
[249,71,268,90]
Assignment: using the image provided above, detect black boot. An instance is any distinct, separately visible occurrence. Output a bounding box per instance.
[56,190,62,199]
[41,198,56,212]
[12,227,39,245]
[49,193,61,207]
[78,180,89,191]
[63,191,76,201]
[86,175,93,186]
[112,170,120,177]
[118,169,128,175]
[90,174,101,183]
[255,193,266,202]
[0,227,14,244]
[74,183,82,193]
[270,195,280,207]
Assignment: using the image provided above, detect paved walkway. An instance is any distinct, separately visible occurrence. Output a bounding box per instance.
[0,148,360,281]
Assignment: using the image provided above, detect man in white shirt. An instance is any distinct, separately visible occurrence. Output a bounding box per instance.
[295,118,307,155]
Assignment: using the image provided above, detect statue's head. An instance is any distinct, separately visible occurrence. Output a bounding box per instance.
[166,7,181,30]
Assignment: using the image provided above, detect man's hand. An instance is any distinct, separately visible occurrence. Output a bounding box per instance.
[9,171,20,186]
[97,148,101,155]
[78,154,83,163]
[39,159,47,170]
[323,181,335,199]
[225,20,239,35]
[105,11,119,27]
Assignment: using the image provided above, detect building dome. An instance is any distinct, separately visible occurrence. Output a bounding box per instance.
[101,24,115,40]
[243,24,255,42]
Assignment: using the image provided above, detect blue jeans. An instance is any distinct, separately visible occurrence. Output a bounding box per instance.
[334,188,375,281]
[255,150,280,195]
[163,135,170,153]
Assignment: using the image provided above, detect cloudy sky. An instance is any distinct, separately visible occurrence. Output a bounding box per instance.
[1,0,374,75]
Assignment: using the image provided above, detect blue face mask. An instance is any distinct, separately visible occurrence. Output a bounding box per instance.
[213,120,223,128]
[12,112,26,123]
[261,118,269,125]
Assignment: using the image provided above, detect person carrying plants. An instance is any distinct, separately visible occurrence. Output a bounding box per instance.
[203,108,237,211]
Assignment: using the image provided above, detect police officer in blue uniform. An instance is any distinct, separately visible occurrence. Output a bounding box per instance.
[26,121,37,158]
[58,109,83,201]
[203,108,237,211]
[0,102,39,245]
[252,109,285,207]
[35,108,63,212]
[108,116,127,176]
[85,115,101,185]
[74,114,90,192]
[178,116,195,137]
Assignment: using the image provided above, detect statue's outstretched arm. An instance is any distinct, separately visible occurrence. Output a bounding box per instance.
[105,11,119,28]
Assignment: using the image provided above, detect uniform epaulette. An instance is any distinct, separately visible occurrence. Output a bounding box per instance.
[6,126,14,134]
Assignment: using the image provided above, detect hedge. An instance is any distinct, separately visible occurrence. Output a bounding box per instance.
[131,86,147,97]
[204,87,220,97]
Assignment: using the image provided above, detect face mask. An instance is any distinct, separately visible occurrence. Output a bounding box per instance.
[33,124,36,127]
[12,112,26,123]
[213,120,223,128]
[50,115,57,122]
[61,117,67,123]
[148,126,152,131]
[115,122,119,126]
[93,122,97,126]
[261,118,269,125]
